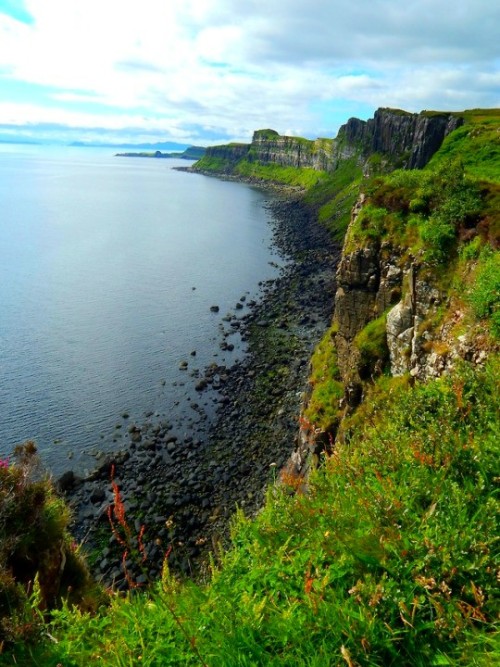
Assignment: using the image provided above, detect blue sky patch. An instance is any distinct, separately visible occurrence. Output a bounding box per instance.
[0,0,34,25]
[0,1,496,146]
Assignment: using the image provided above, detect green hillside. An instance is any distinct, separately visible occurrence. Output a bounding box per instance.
[2,109,499,666]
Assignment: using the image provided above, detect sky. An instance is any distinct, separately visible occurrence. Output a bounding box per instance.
[0,0,499,146]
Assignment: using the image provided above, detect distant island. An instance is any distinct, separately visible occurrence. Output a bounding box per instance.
[115,146,206,160]
[71,139,193,150]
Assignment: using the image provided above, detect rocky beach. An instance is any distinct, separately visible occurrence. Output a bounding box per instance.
[62,195,341,588]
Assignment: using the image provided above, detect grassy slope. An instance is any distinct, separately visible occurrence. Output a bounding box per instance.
[231,158,363,242]
[234,160,326,189]
[14,359,499,666]
[4,110,500,666]
[305,158,363,241]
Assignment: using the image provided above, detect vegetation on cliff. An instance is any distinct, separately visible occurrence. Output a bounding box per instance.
[0,444,99,651]
[6,357,499,666]
[1,108,499,665]
[306,109,500,441]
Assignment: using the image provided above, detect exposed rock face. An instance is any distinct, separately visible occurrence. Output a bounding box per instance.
[333,197,404,386]
[249,130,335,170]
[195,108,463,176]
[337,108,464,169]
[386,297,414,376]
[332,195,485,395]
[200,143,250,171]
[334,243,381,381]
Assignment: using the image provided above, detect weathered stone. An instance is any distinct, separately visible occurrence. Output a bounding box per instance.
[386,299,414,376]
[57,470,77,492]
[89,487,106,504]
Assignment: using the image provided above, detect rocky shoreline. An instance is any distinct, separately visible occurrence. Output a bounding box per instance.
[62,195,341,588]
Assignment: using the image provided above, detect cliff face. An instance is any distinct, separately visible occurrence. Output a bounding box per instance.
[293,196,493,476]
[338,108,464,168]
[333,208,438,391]
[332,204,490,399]
[195,108,463,175]
[248,130,335,170]
[291,108,500,476]
[199,143,251,172]
[199,131,335,172]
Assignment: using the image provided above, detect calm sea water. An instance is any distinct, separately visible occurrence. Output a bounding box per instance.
[0,146,281,474]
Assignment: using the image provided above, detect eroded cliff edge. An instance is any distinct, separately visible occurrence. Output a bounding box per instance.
[292,109,499,474]
[193,108,463,175]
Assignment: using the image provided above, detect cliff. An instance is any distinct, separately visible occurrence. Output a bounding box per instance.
[248,129,335,170]
[193,108,463,177]
[297,107,499,469]
[338,108,463,168]
[193,108,499,466]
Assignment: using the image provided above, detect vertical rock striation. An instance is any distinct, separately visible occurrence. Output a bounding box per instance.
[193,108,463,175]
[336,108,463,168]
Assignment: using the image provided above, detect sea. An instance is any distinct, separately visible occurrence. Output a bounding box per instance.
[0,146,283,475]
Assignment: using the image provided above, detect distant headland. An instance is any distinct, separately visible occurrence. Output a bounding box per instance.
[115,146,206,160]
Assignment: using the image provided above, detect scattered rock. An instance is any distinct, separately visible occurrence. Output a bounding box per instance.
[57,470,77,492]
[66,196,339,589]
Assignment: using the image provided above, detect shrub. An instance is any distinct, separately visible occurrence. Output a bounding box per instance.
[460,234,483,260]
[468,249,500,337]
[354,313,389,378]
[420,213,457,263]
[0,442,92,649]
[304,324,343,432]
[357,159,485,264]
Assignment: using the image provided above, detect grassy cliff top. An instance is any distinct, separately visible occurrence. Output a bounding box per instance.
[428,109,500,182]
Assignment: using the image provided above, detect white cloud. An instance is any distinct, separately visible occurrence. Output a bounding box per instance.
[0,0,498,144]
[0,100,184,133]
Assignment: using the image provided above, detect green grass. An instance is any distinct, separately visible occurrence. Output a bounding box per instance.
[193,154,238,172]
[427,109,500,182]
[353,312,390,377]
[304,158,363,240]
[303,324,343,432]
[234,160,327,189]
[466,247,500,338]
[9,357,498,666]
[345,158,492,262]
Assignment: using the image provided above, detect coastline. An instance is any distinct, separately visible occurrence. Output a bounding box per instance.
[64,191,340,587]
[174,164,307,195]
